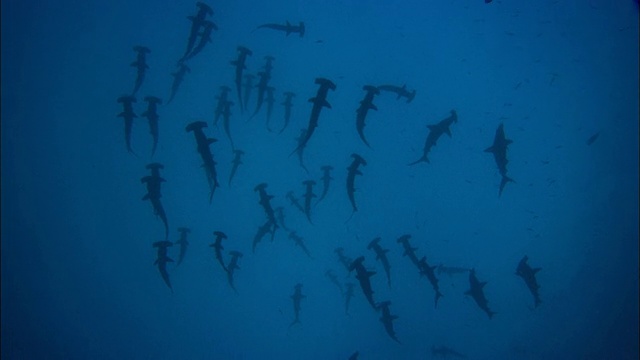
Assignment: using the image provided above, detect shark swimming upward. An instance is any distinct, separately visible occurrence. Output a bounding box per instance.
[290,77,336,159]
[117,95,137,155]
[484,122,514,196]
[409,110,457,165]
[141,163,169,240]
[131,46,150,96]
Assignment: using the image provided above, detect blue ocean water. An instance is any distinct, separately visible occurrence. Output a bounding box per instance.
[1,0,638,359]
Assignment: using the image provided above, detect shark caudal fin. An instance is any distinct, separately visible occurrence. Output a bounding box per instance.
[408,155,429,166]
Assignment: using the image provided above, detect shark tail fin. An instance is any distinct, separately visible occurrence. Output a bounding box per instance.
[408,155,429,166]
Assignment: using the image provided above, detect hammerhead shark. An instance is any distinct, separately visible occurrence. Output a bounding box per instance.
[255,21,305,37]
[344,282,356,315]
[409,110,457,165]
[210,231,228,272]
[242,74,255,111]
[346,153,367,217]
[274,207,290,231]
[325,269,344,296]
[174,227,191,266]
[226,250,243,293]
[335,247,353,273]
[230,46,252,111]
[183,20,217,62]
[250,56,275,119]
[286,190,305,214]
[378,301,401,344]
[418,256,443,308]
[349,256,378,310]
[302,180,316,224]
[265,86,276,131]
[141,96,162,156]
[117,95,137,154]
[289,231,313,258]
[289,283,306,327]
[431,345,467,359]
[396,234,420,268]
[293,129,310,173]
[290,78,336,158]
[356,85,380,147]
[222,100,235,150]
[213,85,231,126]
[141,163,169,240]
[228,149,244,186]
[515,255,542,308]
[465,269,496,319]
[168,63,190,104]
[252,219,277,252]
[367,237,392,287]
[185,121,219,202]
[254,183,278,227]
[316,165,333,206]
[131,46,150,95]
[279,91,295,134]
[377,84,416,103]
[484,123,514,196]
[181,2,214,61]
[153,240,174,291]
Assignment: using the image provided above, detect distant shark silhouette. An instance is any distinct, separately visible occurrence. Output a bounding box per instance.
[515,255,542,308]
[355,85,380,147]
[131,46,150,95]
[431,345,467,359]
[290,77,336,158]
[153,240,174,292]
[279,91,295,134]
[346,153,367,219]
[141,163,169,240]
[181,2,214,62]
[409,110,457,165]
[484,123,514,196]
[289,231,313,258]
[117,95,137,155]
[255,21,305,37]
[210,231,229,272]
[465,269,496,319]
[377,84,416,103]
[213,85,231,126]
[289,283,306,327]
[367,237,392,287]
[377,301,401,344]
[349,256,378,311]
[226,250,243,293]
[141,96,162,156]
[174,227,190,266]
[230,46,252,111]
[185,121,220,203]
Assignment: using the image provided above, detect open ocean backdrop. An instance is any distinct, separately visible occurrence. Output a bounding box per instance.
[2,1,638,359]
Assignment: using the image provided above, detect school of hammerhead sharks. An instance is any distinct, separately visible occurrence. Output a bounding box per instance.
[116,2,541,357]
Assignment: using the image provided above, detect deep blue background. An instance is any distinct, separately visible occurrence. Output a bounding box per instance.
[2,1,638,359]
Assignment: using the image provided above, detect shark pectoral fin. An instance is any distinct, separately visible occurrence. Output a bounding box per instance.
[484,146,495,153]
[322,100,332,109]
[464,290,472,295]
[480,281,487,288]
[370,104,378,111]
[427,125,437,131]
[445,128,452,137]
